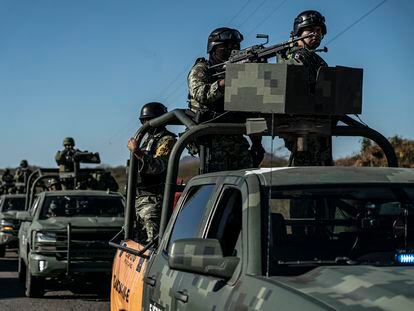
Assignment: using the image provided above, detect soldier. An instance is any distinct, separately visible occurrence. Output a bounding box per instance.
[187,27,265,172]
[279,10,332,166]
[55,137,80,189]
[279,10,327,83]
[55,137,79,172]
[94,171,119,192]
[46,178,62,191]
[14,159,32,193]
[127,102,176,243]
[1,169,15,194]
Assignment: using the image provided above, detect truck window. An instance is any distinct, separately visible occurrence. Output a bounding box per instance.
[3,197,26,211]
[207,188,242,257]
[167,184,215,252]
[39,196,124,219]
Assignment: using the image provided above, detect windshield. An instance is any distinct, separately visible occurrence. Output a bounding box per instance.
[266,184,414,275]
[1,197,26,212]
[39,195,124,219]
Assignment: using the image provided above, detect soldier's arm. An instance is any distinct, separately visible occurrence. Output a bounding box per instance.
[139,136,176,175]
[188,62,224,107]
[55,150,68,165]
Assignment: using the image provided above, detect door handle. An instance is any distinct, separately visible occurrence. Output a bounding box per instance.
[175,290,188,303]
[144,276,156,287]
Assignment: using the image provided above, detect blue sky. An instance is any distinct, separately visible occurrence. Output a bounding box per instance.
[0,0,412,167]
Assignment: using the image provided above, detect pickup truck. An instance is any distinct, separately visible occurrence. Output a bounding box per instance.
[110,64,408,310]
[111,166,414,310]
[17,189,124,297]
[0,194,26,257]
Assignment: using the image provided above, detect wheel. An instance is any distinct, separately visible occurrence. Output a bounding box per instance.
[18,257,26,283]
[25,263,45,298]
[0,245,5,257]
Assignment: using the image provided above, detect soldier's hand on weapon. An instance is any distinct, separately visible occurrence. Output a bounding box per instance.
[128,138,145,158]
[218,79,225,89]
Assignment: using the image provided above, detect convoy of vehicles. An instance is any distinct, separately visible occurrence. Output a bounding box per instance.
[0,55,412,311]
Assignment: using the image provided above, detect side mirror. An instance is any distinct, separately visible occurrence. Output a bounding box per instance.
[168,238,239,279]
[16,211,33,222]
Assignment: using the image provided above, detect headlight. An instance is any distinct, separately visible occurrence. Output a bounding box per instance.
[1,219,13,226]
[35,232,57,243]
[0,220,14,232]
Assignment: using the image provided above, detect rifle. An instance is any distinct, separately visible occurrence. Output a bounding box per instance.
[210,32,321,77]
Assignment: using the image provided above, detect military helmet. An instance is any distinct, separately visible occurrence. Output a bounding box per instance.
[207,27,244,53]
[139,102,167,122]
[20,159,28,167]
[47,178,60,188]
[293,10,327,37]
[63,137,75,146]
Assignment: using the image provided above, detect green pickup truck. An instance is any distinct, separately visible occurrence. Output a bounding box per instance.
[0,194,26,257]
[112,166,414,310]
[17,189,124,297]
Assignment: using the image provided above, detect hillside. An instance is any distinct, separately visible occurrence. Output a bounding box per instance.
[335,136,414,167]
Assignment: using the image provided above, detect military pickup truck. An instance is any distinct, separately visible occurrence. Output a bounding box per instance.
[0,194,26,257]
[17,189,124,297]
[110,63,410,310]
[112,166,414,310]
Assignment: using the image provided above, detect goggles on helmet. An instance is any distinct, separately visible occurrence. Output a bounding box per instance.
[210,29,243,43]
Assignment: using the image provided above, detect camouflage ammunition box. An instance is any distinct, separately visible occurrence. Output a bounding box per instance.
[224,63,362,115]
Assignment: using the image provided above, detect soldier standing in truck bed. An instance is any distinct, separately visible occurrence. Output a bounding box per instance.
[188,27,265,172]
[127,102,176,243]
[278,10,333,166]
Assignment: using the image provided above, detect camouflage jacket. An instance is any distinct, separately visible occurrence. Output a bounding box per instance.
[14,168,32,183]
[55,149,80,172]
[279,46,327,83]
[137,127,177,193]
[187,58,225,116]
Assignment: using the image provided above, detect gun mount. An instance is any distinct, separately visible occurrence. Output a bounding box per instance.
[224,63,362,114]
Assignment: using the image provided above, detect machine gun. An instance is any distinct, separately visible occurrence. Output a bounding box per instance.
[72,151,101,164]
[210,32,324,77]
[61,150,101,164]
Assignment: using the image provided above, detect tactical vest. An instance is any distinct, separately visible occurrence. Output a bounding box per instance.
[188,58,224,123]
[138,127,176,194]
[285,46,327,83]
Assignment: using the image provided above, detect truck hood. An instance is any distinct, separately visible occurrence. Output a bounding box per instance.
[0,211,20,220]
[270,265,414,310]
[33,217,123,231]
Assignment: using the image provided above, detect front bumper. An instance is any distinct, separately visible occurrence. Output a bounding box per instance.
[29,253,113,277]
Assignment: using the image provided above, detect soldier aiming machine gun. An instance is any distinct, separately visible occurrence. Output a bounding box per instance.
[58,150,101,189]
[210,32,326,77]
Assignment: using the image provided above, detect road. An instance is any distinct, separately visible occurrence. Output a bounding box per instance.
[0,249,110,311]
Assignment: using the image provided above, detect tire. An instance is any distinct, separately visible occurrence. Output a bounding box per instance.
[0,245,5,257]
[25,263,45,298]
[18,257,26,283]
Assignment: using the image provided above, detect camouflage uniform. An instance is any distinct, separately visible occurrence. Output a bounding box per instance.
[55,148,80,173]
[55,148,80,189]
[14,167,32,183]
[0,170,15,195]
[188,58,253,172]
[135,127,176,242]
[279,47,333,166]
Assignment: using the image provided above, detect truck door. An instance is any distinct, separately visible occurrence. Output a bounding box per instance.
[142,184,217,311]
[173,186,243,310]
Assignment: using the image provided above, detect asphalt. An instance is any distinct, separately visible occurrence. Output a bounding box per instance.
[0,249,110,311]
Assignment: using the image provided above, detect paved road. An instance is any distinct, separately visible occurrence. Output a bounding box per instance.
[0,249,110,311]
